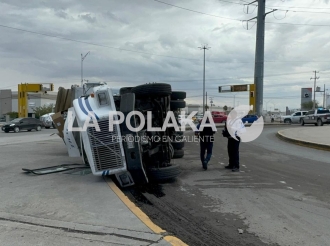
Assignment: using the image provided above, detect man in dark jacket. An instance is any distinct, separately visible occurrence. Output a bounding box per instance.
[195,119,215,170]
[222,110,245,172]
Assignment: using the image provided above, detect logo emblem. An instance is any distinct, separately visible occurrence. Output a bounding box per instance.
[227,105,264,142]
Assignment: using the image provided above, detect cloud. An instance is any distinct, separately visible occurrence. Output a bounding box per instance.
[0,0,330,112]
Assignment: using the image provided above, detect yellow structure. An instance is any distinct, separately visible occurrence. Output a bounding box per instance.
[249,84,256,113]
[218,84,256,111]
[18,83,54,117]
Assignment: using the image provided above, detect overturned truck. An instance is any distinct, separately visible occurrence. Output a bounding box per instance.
[63,83,186,187]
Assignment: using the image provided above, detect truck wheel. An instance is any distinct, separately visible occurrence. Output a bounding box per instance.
[173,149,184,159]
[171,91,186,100]
[132,83,172,98]
[147,164,181,181]
[300,119,305,126]
[284,119,291,124]
[317,118,323,126]
[170,100,186,110]
[171,141,184,150]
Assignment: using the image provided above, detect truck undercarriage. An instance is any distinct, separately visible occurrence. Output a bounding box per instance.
[62,83,186,187]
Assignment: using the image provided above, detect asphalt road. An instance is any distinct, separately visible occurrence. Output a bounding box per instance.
[125,125,330,246]
[0,128,58,146]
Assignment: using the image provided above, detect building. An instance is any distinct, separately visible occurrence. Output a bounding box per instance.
[0,89,57,117]
[0,90,12,116]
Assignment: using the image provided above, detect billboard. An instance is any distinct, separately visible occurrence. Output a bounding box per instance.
[301,88,312,110]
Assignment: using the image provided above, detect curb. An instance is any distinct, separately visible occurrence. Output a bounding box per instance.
[276,130,330,151]
[105,177,188,246]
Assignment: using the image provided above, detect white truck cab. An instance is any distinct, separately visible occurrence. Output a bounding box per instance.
[62,83,184,187]
[281,111,308,124]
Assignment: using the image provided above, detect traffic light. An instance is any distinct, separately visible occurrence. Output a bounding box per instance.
[50,83,54,91]
[250,91,254,98]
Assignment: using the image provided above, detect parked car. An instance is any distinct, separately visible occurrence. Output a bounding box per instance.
[242,114,259,124]
[212,114,227,123]
[1,117,43,133]
[40,113,55,129]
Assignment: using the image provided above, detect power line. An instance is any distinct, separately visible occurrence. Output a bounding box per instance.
[153,0,330,27]
[0,24,202,62]
[218,0,330,14]
[153,0,240,21]
[2,23,330,65]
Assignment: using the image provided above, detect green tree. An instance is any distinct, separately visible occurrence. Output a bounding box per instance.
[32,104,54,118]
[223,105,228,111]
[301,100,319,110]
[6,112,18,119]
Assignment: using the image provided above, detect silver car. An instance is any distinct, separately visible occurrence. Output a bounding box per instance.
[40,113,55,129]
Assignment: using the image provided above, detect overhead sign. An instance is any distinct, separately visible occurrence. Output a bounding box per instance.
[218,86,232,93]
[219,84,248,93]
[232,85,248,92]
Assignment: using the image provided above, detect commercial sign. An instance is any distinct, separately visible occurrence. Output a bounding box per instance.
[231,85,248,92]
[219,84,248,93]
[301,88,312,109]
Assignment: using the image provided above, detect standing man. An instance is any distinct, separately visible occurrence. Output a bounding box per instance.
[222,109,245,172]
[195,119,215,170]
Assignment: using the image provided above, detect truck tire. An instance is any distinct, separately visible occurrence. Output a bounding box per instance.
[132,83,171,98]
[147,164,181,181]
[171,141,184,150]
[284,119,291,124]
[170,100,186,110]
[173,149,184,159]
[300,119,305,126]
[171,91,186,100]
[317,118,323,126]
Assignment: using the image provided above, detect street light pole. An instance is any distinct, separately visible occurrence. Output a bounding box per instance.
[265,100,272,112]
[81,51,90,87]
[198,45,210,115]
[310,70,319,110]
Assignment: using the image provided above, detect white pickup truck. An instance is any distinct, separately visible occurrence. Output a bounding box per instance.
[301,108,330,126]
[281,111,308,124]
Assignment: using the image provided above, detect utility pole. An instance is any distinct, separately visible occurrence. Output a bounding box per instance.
[310,71,319,110]
[209,96,214,112]
[198,45,210,115]
[323,84,326,108]
[205,91,208,111]
[245,0,276,116]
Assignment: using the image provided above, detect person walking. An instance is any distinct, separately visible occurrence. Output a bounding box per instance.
[195,119,215,170]
[271,113,275,123]
[222,110,245,172]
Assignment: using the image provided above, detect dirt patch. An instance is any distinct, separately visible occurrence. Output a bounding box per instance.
[122,180,274,246]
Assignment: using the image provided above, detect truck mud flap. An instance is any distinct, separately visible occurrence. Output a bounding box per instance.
[120,93,148,185]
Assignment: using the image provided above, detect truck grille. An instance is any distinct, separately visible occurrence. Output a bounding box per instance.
[87,120,124,172]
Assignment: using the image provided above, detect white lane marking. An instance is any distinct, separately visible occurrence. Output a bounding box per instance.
[280,181,286,184]
[287,187,293,190]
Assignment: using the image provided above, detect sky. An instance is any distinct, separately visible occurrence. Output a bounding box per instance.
[1,0,330,112]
